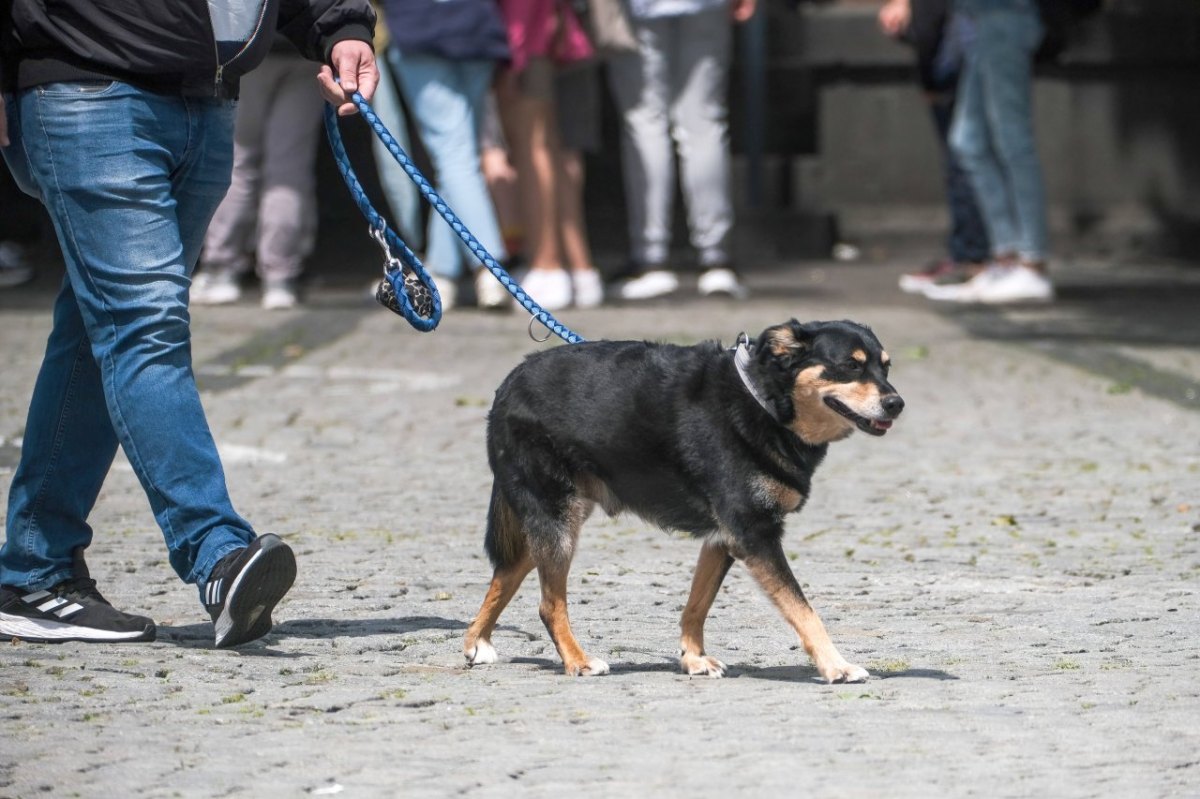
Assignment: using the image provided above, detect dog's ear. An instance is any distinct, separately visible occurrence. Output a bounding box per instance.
[756,320,813,365]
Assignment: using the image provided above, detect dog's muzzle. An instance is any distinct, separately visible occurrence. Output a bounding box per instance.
[824,394,904,437]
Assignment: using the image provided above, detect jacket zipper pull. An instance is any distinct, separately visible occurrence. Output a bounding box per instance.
[214,64,224,97]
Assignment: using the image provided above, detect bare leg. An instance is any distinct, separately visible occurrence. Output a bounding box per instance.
[678,540,734,677]
[464,550,535,665]
[496,66,564,273]
[741,541,869,683]
[557,148,596,274]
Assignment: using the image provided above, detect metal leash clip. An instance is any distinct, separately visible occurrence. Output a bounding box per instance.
[370,225,433,320]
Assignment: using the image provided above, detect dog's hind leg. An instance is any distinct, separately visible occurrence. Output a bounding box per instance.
[465,485,535,666]
[524,493,606,676]
[678,540,734,677]
[465,550,535,666]
[741,540,869,684]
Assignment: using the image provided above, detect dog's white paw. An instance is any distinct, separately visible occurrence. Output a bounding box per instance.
[568,657,610,677]
[465,639,498,666]
[821,661,870,684]
[680,653,727,678]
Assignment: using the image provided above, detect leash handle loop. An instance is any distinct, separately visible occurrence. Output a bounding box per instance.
[324,91,586,344]
[324,102,441,331]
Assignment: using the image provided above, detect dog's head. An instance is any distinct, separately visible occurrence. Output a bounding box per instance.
[752,319,904,445]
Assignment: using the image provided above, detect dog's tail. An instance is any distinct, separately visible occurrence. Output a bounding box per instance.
[484,482,528,569]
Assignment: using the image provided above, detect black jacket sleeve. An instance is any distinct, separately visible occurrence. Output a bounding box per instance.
[277,0,376,63]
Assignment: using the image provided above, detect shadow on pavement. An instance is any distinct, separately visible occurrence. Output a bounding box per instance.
[934,280,1200,411]
[511,656,680,675]
[507,657,959,683]
[946,282,1200,348]
[741,664,959,683]
[156,615,467,649]
[272,615,467,638]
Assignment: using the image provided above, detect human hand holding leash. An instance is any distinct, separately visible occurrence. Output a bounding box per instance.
[318,39,378,116]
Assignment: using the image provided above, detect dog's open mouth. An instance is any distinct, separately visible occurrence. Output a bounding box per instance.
[824,397,892,437]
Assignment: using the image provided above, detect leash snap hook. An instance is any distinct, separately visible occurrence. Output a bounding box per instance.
[369,224,403,277]
[528,315,553,343]
[369,224,435,321]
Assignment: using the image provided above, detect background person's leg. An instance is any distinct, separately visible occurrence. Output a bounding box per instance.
[257,57,326,308]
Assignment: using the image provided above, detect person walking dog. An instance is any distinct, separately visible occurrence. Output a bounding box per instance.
[0,0,378,647]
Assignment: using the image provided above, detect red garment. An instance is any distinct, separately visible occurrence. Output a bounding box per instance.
[497,0,594,73]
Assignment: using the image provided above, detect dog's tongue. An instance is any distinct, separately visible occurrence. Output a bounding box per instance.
[871,420,893,432]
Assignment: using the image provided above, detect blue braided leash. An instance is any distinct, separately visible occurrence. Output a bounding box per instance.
[323,92,587,344]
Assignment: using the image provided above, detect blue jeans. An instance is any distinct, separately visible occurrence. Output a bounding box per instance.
[931,97,990,265]
[949,5,1048,262]
[371,49,424,250]
[929,13,989,264]
[1,81,253,594]
[390,48,507,280]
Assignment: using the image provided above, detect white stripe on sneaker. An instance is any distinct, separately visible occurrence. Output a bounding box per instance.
[53,602,84,618]
[36,597,69,613]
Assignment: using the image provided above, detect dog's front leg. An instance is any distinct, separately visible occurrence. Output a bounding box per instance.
[679,540,735,677]
[742,541,869,684]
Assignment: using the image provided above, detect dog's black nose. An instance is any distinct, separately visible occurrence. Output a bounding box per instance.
[882,394,905,418]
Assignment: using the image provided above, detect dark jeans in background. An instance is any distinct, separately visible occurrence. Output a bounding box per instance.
[927,14,990,265]
[930,97,990,264]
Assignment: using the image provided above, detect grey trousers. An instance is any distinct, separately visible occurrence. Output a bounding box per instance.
[202,55,325,282]
[606,7,734,269]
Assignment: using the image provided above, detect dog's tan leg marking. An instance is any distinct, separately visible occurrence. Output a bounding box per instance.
[678,541,734,677]
[742,543,869,684]
[536,560,609,676]
[464,551,534,666]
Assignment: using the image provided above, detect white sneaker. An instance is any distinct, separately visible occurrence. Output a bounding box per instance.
[619,269,678,301]
[698,267,748,299]
[976,264,1054,304]
[474,269,512,311]
[924,264,1053,304]
[191,269,242,305]
[921,264,1005,302]
[436,278,458,311]
[898,259,980,294]
[261,279,300,311]
[521,268,572,311]
[571,269,604,309]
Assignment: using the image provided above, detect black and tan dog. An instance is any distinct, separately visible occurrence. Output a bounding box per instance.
[464,319,903,683]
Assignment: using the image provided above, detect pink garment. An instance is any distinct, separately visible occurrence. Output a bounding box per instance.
[497,0,594,74]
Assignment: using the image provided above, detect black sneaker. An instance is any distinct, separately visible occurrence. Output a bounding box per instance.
[0,548,156,643]
[204,534,296,648]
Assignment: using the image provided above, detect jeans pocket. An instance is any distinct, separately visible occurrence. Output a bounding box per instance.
[36,80,118,97]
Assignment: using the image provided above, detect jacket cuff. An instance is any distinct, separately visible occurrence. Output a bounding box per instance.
[322,24,375,64]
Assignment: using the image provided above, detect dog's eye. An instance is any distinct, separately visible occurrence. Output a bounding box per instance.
[844,359,863,372]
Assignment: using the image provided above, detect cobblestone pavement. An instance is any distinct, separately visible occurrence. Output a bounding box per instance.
[1,254,1198,798]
